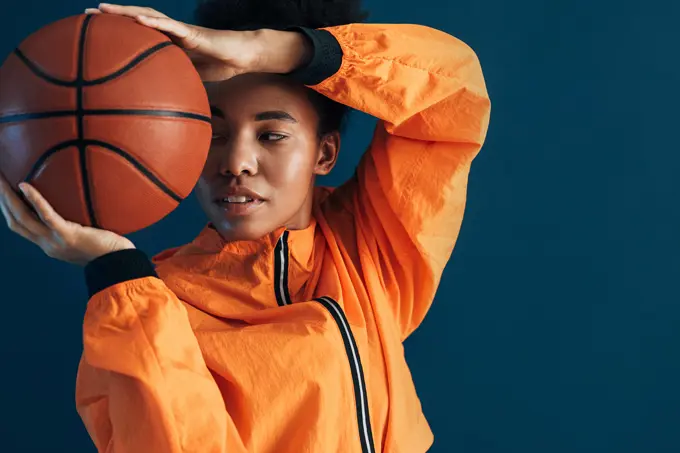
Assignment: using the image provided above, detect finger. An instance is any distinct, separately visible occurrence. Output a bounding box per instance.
[0,170,12,196]
[18,183,68,232]
[0,194,40,243]
[9,184,52,236]
[84,8,103,14]
[136,15,199,47]
[0,173,26,226]
[196,67,242,82]
[96,3,168,19]
[184,51,241,81]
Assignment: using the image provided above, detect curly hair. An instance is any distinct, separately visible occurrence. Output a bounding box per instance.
[193,0,369,136]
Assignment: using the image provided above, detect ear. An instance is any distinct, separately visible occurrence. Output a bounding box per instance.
[313,131,341,176]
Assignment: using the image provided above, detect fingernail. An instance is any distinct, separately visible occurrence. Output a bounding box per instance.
[84,8,98,14]
[18,183,26,194]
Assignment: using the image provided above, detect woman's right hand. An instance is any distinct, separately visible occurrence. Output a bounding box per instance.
[85,4,312,81]
[0,173,136,266]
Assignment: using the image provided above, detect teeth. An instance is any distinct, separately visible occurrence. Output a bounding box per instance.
[224,196,253,203]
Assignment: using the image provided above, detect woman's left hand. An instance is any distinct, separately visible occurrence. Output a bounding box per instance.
[85,3,312,81]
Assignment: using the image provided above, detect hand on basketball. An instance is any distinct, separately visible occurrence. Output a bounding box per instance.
[0,173,135,266]
[85,3,312,81]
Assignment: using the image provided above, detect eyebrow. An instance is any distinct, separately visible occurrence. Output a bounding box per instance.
[254,111,298,123]
[210,106,298,124]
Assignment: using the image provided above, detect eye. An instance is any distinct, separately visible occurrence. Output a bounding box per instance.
[259,132,288,142]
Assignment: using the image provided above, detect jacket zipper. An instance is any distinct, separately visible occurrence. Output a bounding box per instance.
[316,296,376,453]
[274,231,292,306]
[274,233,376,452]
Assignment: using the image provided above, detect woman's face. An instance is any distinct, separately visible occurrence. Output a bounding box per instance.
[195,73,338,242]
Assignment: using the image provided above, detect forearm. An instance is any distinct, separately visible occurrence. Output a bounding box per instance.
[316,24,489,141]
[254,24,489,143]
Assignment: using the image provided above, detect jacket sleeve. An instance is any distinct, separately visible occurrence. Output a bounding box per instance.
[301,24,491,340]
[75,249,240,453]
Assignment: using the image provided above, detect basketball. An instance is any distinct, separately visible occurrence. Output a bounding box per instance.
[0,14,211,235]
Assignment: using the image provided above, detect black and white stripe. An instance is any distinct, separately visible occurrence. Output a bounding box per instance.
[271,232,375,452]
[273,231,292,306]
[316,296,376,453]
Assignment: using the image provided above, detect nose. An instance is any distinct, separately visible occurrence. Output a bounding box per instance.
[217,136,258,177]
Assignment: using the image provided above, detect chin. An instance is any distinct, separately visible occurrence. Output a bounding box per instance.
[211,217,280,243]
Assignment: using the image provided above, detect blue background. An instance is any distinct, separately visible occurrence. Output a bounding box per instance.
[1,0,679,451]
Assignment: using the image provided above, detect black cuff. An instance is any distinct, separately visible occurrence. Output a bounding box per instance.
[85,249,158,298]
[286,27,343,86]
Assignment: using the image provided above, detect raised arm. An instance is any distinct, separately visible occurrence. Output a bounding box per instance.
[299,24,491,339]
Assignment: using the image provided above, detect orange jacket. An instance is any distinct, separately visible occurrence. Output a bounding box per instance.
[76,23,490,453]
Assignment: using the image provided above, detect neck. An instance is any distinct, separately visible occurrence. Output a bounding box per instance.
[282,183,315,231]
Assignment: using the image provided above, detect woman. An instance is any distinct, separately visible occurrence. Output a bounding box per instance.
[0,0,490,451]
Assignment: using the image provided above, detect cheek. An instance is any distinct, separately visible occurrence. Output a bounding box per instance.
[265,146,317,192]
[194,177,212,208]
[201,149,222,177]
[195,153,222,206]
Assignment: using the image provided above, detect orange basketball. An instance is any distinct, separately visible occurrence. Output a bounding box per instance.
[0,14,211,235]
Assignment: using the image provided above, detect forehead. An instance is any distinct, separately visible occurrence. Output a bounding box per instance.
[204,74,317,122]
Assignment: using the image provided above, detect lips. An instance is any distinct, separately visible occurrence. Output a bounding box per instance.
[223,195,254,203]
[213,186,266,216]
[213,186,265,204]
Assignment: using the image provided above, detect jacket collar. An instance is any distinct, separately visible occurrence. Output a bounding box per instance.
[154,218,319,304]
